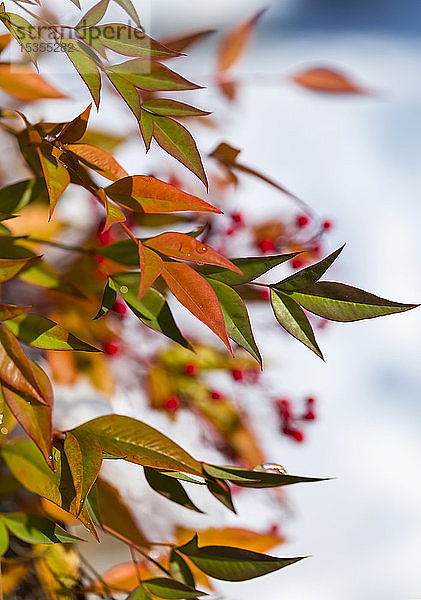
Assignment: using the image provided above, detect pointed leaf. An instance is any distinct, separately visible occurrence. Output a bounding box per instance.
[0,178,46,214]
[270,289,323,359]
[105,176,220,214]
[62,38,102,108]
[291,282,418,322]
[94,278,117,319]
[207,279,261,366]
[144,578,206,599]
[0,256,40,283]
[73,414,203,476]
[145,232,241,273]
[169,550,195,588]
[142,99,210,118]
[0,12,40,65]
[58,105,92,144]
[200,253,299,286]
[5,314,100,351]
[292,67,366,94]
[37,146,70,218]
[1,513,82,544]
[112,0,141,26]
[64,430,103,515]
[144,467,203,513]
[177,534,304,581]
[65,143,128,181]
[203,464,326,488]
[77,0,110,27]
[0,65,66,100]
[152,115,207,187]
[139,109,154,149]
[162,262,231,353]
[96,24,178,58]
[275,246,344,292]
[0,304,32,322]
[107,71,141,118]
[137,244,164,299]
[109,58,201,92]
[206,476,236,514]
[217,9,266,72]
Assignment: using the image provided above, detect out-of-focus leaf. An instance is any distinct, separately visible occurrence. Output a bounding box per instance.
[200,253,298,286]
[88,478,149,547]
[112,273,190,348]
[77,0,110,27]
[275,246,344,292]
[0,517,9,555]
[0,32,12,53]
[65,143,128,181]
[0,324,46,405]
[0,562,28,596]
[292,67,366,94]
[169,550,195,588]
[176,526,284,554]
[37,145,70,218]
[105,176,220,214]
[5,314,100,351]
[109,58,201,92]
[202,464,326,488]
[217,9,265,72]
[177,534,304,581]
[34,543,80,600]
[58,105,92,144]
[0,65,66,100]
[162,261,231,353]
[2,360,54,468]
[144,577,206,599]
[94,278,117,319]
[144,466,203,513]
[207,279,261,366]
[64,430,103,515]
[62,38,102,108]
[145,232,241,273]
[152,115,208,187]
[73,414,202,475]
[107,71,141,118]
[0,178,46,213]
[206,476,236,514]
[270,289,323,359]
[101,239,139,266]
[291,282,418,322]
[0,256,40,283]
[142,99,210,118]
[0,304,31,322]
[1,513,82,544]
[162,29,215,54]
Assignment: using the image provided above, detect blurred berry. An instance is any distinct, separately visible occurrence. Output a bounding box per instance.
[165,396,180,413]
[185,362,198,376]
[231,211,243,224]
[322,219,332,231]
[258,239,276,253]
[226,227,236,236]
[260,288,270,301]
[303,410,316,421]
[210,390,223,401]
[291,258,305,270]
[111,300,127,316]
[296,214,309,228]
[104,341,120,356]
[290,429,305,442]
[231,369,244,382]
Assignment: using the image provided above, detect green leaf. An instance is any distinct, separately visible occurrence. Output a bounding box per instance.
[0,178,46,213]
[64,430,103,515]
[94,278,117,319]
[107,71,141,118]
[37,145,70,219]
[200,253,299,286]
[1,513,82,544]
[0,517,9,556]
[68,0,81,7]
[0,256,40,283]
[155,471,205,485]
[142,99,210,118]
[127,587,153,600]
[177,534,304,581]
[290,282,418,322]
[112,0,142,26]
[101,239,139,265]
[274,246,344,292]
[152,115,207,188]
[109,58,201,92]
[0,12,40,65]
[270,289,323,359]
[62,38,102,108]
[139,108,154,150]
[207,279,262,366]
[169,550,195,588]
[77,0,110,27]
[144,578,206,599]
[5,314,100,351]
[206,476,236,514]
[72,414,203,476]
[112,272,191,349]
[203,464,326,488]
[144,467,203,513]
[96,25,178,58]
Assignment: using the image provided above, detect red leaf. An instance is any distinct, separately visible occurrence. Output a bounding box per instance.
[161,262,231,353]
[138,244,163,299]
[217,10,266,72]
[58,105,92,144]
[65,143,128,182]
[291,67,366,94]
[145,232,242,274]
[105,176,221,214]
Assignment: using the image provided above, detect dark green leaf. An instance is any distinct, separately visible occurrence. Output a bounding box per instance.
[270,289,323,359]
[64,430,103,515]
[200,253,299,286]
[139,109,154,150]
[144,577,206,599]
[206,476,236,513]
[0,517,9,556]
[274,246,344,292]
[144,467,203,513]
[207,279,262,366]
[94,278,117,319]
[203,464,326,488]
[169,550,195,588]
[0,178,46,213]
[1,513,82,544]
[177,534,304,581]
[290,282,418,322]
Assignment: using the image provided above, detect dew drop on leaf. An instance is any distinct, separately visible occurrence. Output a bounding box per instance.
[256,462,287,474]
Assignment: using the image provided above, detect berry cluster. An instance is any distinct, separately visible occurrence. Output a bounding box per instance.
[275,396,317,443]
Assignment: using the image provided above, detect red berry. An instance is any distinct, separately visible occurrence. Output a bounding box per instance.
[303,410,316,421]
[260,288,270,301]
[268,524,281,536]
[231,211,243,224]
[306,396,315,406]
[97,229,112,246]
[322,219,332,231]
[282,423,294,435]
[95,255,105,264]
[104,341,120,356]
[226,227,236,236]
[210,390,223,401]
[258,239,276,253]
[290,429,305,442]
[276,399,293,420]
[165,396,180,412]
[291,258,305,270]
[231,369,244,382]
[296,214,309,228]
[185,363,198,376]
[111,300,127,316]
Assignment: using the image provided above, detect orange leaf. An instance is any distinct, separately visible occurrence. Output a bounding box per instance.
[291,67,366,94]
[65,144,128,182]
[161,262,231,353]
[58,104,92,144]
[105,175,221,214]
[138,244,164,299]
[145,232,242,274]
[0,65,66,100]
[37,146,70,219]
[176,526,284,554]
[0,33,12,53]
[0,303,31,321]
[86,562,155,594]
[96,187,126,231]
[217,10,266,72]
